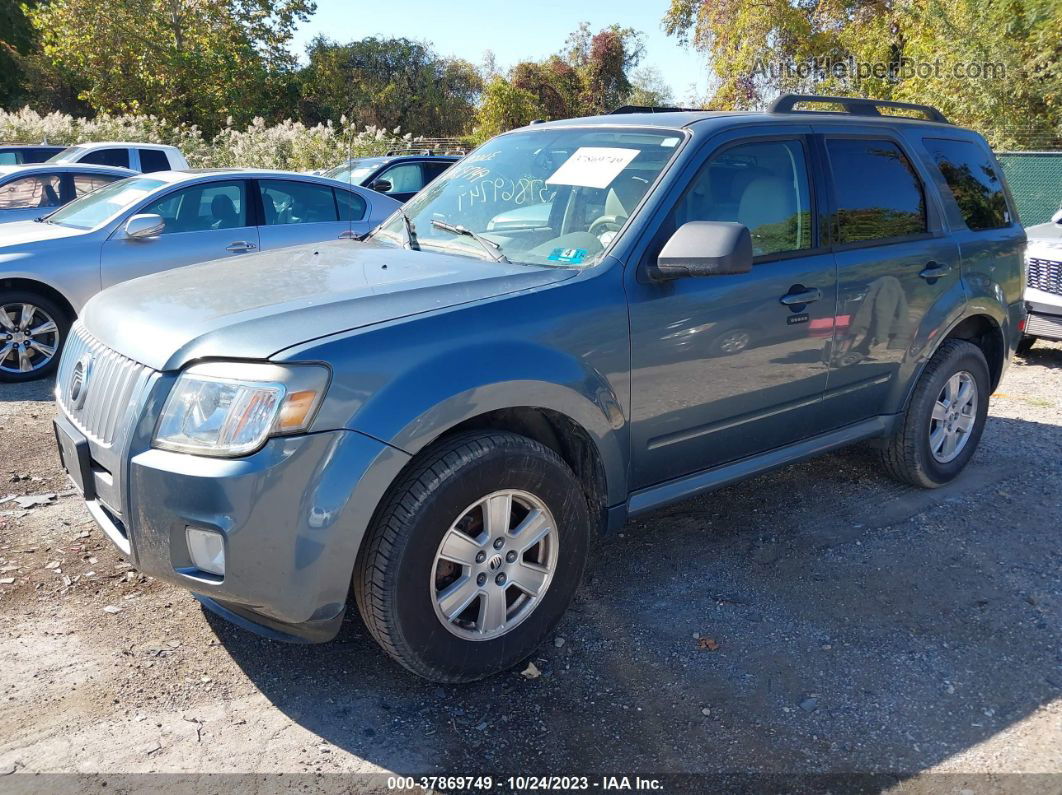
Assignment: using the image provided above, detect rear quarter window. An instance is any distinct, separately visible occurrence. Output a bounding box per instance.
[924,138,1010,230]
[138,148,172,173]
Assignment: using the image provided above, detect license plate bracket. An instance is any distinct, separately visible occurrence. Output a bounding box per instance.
[53,416,95,500]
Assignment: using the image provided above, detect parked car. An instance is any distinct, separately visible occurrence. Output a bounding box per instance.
[0,170,398,380]
[0,163,135,224]
[322,151,461,202]
[45,142,189,172]
[0,144,66,165]
[52,95,1024,682]
[1019,207,1062,352]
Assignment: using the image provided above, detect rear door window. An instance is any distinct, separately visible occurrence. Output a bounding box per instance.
[138,149,171,173]
[826,138,927,244]
[80,148,131,169]
[70,173,124,198]
[335,188,367,222]
[259,180,339,225]
[924,138,1010,230]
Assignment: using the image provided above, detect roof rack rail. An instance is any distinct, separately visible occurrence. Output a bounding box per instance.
[768,94,950,124]
[607,104,704,115]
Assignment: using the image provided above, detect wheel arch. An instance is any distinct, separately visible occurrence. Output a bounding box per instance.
[0,277,77,323]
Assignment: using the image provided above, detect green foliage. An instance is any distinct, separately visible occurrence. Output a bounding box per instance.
[298,36,481,137]
[663,0,1062,148]
[474,22,650,136]
[473,77,541,141]
[28,0,315,136]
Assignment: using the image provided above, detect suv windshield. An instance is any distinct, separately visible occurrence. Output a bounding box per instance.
[322,159,380,185]
[369,127,684,267]
[45,176,164,229]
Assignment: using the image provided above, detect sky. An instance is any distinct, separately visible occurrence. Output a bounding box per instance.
[289,0,711,103]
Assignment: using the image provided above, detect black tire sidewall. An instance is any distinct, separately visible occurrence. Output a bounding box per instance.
[385,441,589,680]
[910,345,990,485]
[0,290,71,382]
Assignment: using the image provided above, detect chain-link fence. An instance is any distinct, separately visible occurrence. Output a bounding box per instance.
[997,152,1062,227]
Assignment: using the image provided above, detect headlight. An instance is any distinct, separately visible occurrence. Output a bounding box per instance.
[153,362,329,457]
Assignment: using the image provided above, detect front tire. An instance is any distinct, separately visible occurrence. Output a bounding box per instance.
[0,291,70,383]
[880,339,990,488]
[354,431,590,682]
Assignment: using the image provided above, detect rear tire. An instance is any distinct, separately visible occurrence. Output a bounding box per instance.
[0,291,71,383]
[880,339,990,488]
[354,431,590,682]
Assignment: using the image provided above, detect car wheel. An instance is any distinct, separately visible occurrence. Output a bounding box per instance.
[1015,336,1036,356]
[354,431,590,682]
[880,339,990,488]
[0,291,70,383]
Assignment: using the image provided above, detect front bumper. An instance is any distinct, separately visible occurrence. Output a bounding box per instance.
[1024,287,1062,341]
[75,426,410,642]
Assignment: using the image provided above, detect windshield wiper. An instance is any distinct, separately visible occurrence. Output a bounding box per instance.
[400,208,420,251]
[430,220,510,263]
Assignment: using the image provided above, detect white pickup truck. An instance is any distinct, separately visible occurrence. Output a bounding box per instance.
[1021,207,1062,352]
[45,142,188,173]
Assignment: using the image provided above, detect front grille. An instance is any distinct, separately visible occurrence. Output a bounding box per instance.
[56,322,154,447]
[1027,257,1062,296]
[1027,312,1062,340]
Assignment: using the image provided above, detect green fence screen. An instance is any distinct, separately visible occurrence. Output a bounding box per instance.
[997,152,1062,227]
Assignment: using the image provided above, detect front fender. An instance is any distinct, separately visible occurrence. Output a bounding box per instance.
[279,272,632,507]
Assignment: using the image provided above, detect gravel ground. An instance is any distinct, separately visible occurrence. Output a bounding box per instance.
[0,342,1060,785]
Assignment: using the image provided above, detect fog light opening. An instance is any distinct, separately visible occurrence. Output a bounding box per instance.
[186,527,226,576]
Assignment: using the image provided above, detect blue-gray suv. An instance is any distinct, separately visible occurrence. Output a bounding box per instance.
[52,95,1025,681]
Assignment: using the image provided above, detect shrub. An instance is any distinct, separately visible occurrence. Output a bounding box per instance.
[0,107,415,170]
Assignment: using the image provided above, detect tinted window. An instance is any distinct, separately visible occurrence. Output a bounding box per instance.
[670,139,814,256]
[422,161,453,182]
[335,188,367,221]
[141,181,247,234]
[0,174,63,210]
[138,148,171,173]
[376,163,424,194]
[80,148,130,168]
[71,173,123,197]
[259,180,338,225]
[827,139,927,243]
[925,138,1009,230]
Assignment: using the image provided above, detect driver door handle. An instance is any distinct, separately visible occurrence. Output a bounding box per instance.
[226,240,257,252]
[780,287,822,306]
[919,261,951,280]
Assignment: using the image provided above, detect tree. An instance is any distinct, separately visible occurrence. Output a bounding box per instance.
[625,66,675,107]
[1,0,86,114]
[663,0,1062,148]
[29,0,315,134]
[473,22,648,135]
[298,36,481,136]
[473,76,540,140]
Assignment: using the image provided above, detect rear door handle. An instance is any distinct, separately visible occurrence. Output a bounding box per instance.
[919,261,951,280]
[226,241,257,253]
[780,287,822,306]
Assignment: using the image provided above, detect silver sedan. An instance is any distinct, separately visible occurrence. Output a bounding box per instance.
[0,163,135,224]
[0,169,400,381]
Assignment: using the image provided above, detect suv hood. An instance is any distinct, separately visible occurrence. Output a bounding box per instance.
[81,240,575,371]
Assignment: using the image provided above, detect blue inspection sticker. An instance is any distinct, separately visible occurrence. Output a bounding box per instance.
[548,247,588,264]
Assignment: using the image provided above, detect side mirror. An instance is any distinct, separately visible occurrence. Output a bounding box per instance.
[370,179,392,193]
[655,221,753,279]
[124,213,165,239]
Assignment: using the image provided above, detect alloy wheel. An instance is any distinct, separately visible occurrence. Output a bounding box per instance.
[0,302,60,375]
